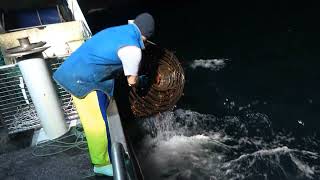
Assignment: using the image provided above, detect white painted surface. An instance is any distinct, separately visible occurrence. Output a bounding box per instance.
[18,57,68,139]
[66,0,91,35]
[31,128,49,146]
[0,21,87,64]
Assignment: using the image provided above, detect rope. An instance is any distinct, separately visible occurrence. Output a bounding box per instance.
[32,125,88,157]
[31,126,102,179]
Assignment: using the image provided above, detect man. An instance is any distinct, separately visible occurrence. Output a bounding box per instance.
[53,13,155,176]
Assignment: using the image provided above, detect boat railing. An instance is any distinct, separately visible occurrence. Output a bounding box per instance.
[107,99,141,180]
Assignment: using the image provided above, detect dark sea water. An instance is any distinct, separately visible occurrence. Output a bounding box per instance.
[84,1,320,179]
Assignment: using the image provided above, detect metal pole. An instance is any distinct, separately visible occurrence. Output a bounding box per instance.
[5,37,68,139]
[112,142,128,180]
[18,56,68,139]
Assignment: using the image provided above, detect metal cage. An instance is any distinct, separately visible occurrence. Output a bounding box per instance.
[0,58,78,134]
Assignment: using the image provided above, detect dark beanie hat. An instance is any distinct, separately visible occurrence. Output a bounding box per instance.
[134,13,155,38]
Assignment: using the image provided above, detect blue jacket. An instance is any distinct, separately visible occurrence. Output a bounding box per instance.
[53,24,145,98]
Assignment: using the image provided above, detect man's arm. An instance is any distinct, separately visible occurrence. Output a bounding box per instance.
[117,46,142,86]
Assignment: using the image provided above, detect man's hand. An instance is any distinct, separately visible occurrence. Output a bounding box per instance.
[127,75,150,89]
[127,75,138,87]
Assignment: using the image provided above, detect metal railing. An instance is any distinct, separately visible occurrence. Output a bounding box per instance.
[107,99,141,180]
[0,58,78,134]
[112,142,130,180]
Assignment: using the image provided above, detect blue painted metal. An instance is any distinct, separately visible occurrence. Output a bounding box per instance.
[38,7,61,24]
[14,10,40,28]
[7,7,60,29]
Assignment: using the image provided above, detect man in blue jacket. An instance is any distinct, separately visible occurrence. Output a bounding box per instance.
[53,13,154,176]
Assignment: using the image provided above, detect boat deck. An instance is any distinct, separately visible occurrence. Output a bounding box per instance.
[0,132,112,180]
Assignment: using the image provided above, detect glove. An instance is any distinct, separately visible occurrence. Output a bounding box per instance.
[137,75,150,89]
[133,75,150,96]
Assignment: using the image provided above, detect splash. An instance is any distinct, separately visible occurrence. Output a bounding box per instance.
[136,109,320,180]
[190,59,229,71]
[222,146,319,180]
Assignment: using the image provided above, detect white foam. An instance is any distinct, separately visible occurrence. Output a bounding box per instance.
[222,146,318,179]
[297,120,305,126]
[158,134,210,151]
[291,156,315,178]
[139,133,223,179]
[138,109,320,179]
[190,59,229,71]
[224,146,292,165]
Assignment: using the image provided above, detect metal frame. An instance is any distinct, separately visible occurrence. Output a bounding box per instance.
[0,58,78,134]
[108,99,140,180]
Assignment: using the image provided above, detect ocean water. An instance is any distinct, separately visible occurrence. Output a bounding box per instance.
[127,1,320,179]
[135,108,320,180]
[133,56,320,180]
